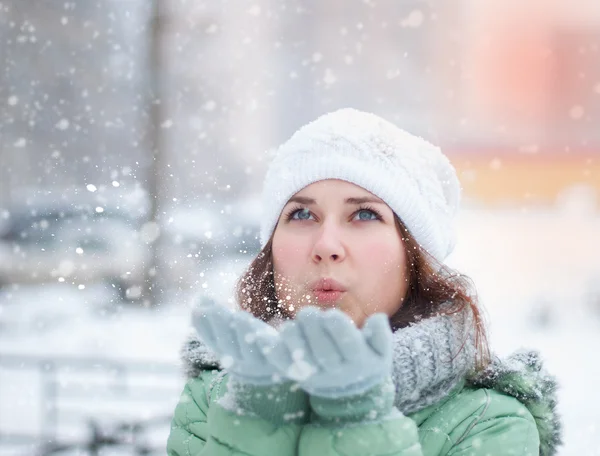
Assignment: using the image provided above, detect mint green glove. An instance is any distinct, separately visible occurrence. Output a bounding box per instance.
[256,307,396,424]
[192,298,309,424]
[309,377,397,424]
[223,378,310,424]
[258,307,394,398]
[192,298,281,385]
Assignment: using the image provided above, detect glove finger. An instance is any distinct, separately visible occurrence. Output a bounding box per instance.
[193,297,233,326]
[205,307,242,359]
[321,309,366,362]
[191,307,219,350]
[196,295,218,310]
[255,330,290,374]
[362,313,393,358]
[270,321,319,382]
[296,307,343,368]
[231,312,273,363]
[281,321,318,365]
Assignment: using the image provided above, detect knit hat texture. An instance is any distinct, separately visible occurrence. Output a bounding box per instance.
[260,108,461,261]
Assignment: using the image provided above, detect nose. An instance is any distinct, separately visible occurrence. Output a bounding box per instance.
[311,222,346,264]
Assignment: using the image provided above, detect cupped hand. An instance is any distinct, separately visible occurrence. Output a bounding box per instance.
[257,306,394,398]
[192,298,282,385]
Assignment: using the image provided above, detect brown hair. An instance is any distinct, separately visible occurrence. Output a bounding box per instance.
[236,215,491,371]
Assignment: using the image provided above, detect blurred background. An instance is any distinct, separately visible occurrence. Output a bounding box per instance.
[1,1,599,454]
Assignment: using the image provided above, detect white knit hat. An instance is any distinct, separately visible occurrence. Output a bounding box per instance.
[260,108,461,262]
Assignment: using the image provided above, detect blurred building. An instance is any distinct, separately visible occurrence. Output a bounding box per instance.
[1,0,598,209]
[432,0,600,206]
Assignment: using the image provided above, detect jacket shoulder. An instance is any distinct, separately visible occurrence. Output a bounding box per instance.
[466,349,562,456]
[167,369,226,455]
[170,370,223,428]
[452,386,540,454]
[416,385,540,455]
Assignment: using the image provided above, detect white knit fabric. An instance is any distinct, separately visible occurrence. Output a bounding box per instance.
[260,108,461,261]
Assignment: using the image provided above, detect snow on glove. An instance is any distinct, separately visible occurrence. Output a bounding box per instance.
[192,298,310,424]
[258,306,394,399]
[192,297,282,386]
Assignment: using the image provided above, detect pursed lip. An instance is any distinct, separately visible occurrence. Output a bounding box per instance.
[309,277,347,292]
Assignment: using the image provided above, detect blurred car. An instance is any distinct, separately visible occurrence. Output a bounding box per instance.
[0,188,151,300]
[159,196,261,291]
[158,203,227,291]
[224,195,262,256]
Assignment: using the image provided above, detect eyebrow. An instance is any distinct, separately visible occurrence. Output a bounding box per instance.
[287,196,385,205]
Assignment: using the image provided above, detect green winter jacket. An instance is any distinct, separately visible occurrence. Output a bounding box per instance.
[167,350,561,456]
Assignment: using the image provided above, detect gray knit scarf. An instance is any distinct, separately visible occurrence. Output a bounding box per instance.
[389,307,477,414]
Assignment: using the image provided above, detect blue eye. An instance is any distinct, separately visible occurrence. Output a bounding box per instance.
[288,208,313,221]
[354,209,379,221]
[285,206,382,222]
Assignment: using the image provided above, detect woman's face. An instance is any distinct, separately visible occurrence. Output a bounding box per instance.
[271,179,409,326]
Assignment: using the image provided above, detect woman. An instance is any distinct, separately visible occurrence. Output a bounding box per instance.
[167,109,562,456]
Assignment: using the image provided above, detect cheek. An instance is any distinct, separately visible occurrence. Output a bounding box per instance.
[272,232,312,308]
[356,236,408,310]
[358,236,405,274]
[272,231,309,280]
